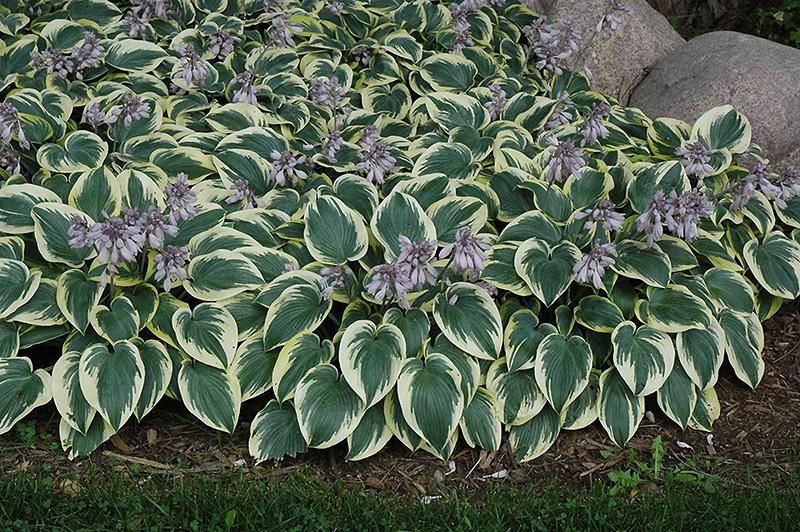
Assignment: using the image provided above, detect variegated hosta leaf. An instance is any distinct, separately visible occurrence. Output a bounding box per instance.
[59,416,116,461]
[184,250,265,301]
[36,130,108,173]
[611,321,675,397]
[235,337,279,402]
[79,341,144,432]
[304,194,368,265]
[432,282,502,360]
[147,293,189,349]
[132,338,172,421]
[427,196,488,243]
[574,296,624,333]
[515,238,581,307]
[459,387,502,451]
[32,203,96,267]
[0,259,40,319]
[7,277,65,326]
[413,142,481,181]
[188,227,261,258]
[611,240,672,288]
[485,358,546,425]
[370,191,437,260]
[482,243,533,296]
[0,321,20,358]
[295,363,365,449]
[89,296,140,343]
[509,405,561,463]
[691,104,752,153]
[121,284,159,330]
[173,303,238,370]
[52,351,95,435]
[272,332,335,402]
[347,403,393,461]
[656,364,697,429]
[676,317,725,391]
[425,92,490,131]
[382,307,430,358]
[249,399,308,463]
[703,268,755,314]
[563,370,601,431]
[340,320,406,409]
[219,291,267,342]
[0,236,24,260]
[598,368,645,447]
[0,184,61,234]
[689,387,721,432]
[105,38,169,72]
[263,283,332,351]
[384,387,423,451]
[419,52,477,93]
[534,334,593,415]
[178,360,241,433]
[639,286,712,333]
[743,232,800,299]
[68,166,122,221]
[397,354,464,458]
[0,356,52,435]
[503,309,557,372]
[719,309,765,389]
[56,269,103,334]
[431,336,481,403]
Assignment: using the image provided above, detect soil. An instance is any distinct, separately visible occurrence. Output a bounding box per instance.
[2,304,798,498]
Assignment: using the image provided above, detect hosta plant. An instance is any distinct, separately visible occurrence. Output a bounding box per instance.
[1,0,799,463]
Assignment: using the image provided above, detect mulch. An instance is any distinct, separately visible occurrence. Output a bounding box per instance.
[2,305,799,498]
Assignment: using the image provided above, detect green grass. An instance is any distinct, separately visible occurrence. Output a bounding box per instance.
[1,464,798,531]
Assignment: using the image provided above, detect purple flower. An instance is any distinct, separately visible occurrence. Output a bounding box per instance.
[774,166,800,209]
[106,95,150,128]
[574,241,617,289]
[165,172,197,223]
[132,0,168,19]
[83,103,107,129]
[67,215,94,249]
[356,127,395,185]
[176,44,208,87]
[525,18,582,75]
[366,262,413,309]
[71,33,105,79]
[467,269,498,296]
[0,150,21,174]
[320,265,352,298]
[546,92,574,130]
[231,70,259,105]
[352,45,372,66]
[0,103,28,149]
[263,0,285,12]
[321,129,344,161]
[597,0,633,33]
[209,31,240,59]
[270,150,308,187]
[327,1,345,15]
[582,103,612,145]
[226,179,263,209]
[676,141,714,180]
[484,83,507,120]
[665,189,712,242]
[141,205,178,248]
[309,76,348,111]
[575,199,625,232]
[545,136,585,183]
[123,11,149,38]
[31,48,74,78]
[397,236,439,288]
[439,226,491,274]
[268,13,302,48]
[635,191,670,246]
[154,245,190,291]
[86,211,146,278]
[449,0,488,54]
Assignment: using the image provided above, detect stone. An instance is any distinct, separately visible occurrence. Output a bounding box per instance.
[529,0,685,102]
[630,31,800,162]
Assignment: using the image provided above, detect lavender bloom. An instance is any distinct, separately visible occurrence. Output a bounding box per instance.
[226,179,263,209]
[0,103,28,149]
[231,70,258,105]
[635,190,670,246]
[132,0,168,19]
[484,83,507,120]
[83,102,107,129]
[165,172,197,223]
[106,95,150,128]
[352,45,372,66]
[449,0,487,54]
[86,211,146,276]
[321,129,344,161]
[397,236,439,288]
[356,140,396,185]
[545,136,585,183]
[208,31,240,59]
[263,0,285,11]
[574,241,617,289]
[366,262,413,309]
[730,162,780,211]
[154,245,190,291]
[32,48,74,78]
[141,205,178,248]
[309,76,347,111]
[320,265,352,299]
[439,226,491,274]
[665,188,712,242]
[67,215,93,249]
[270,150,308,186]
[268,13,302,48]
[525,18,582,75]
[71,33,105,79]
[575,199,625,232]
[676,141,714,180]
[582,103,612,145]
[123,11,149,38]
[176,44,208,87]
[467,269,498,297]
[597,0,633,33]
[327,1,345,15]
[0,150,21,174]
[546,92,574,130]
[774,166,800,209]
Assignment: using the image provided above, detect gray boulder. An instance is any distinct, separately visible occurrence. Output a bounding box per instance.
[630,31,800,162]
[531,0,685,102]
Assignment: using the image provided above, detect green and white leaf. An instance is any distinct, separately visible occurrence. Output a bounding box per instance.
[459,387,502,451]
[173,303,238,369]
[656,364,697,429]
[611,321,675,397]
[598,368,645,447]
[346,403,393,461]
[340,320,406,409]
[432,282,502,360]
[515,238,581,307]
[249,399,308,462]
[719,309,764,389]
[178,361,241,433]
[534,334,592,415]
[509,405,561,463]
[0,357,52,436]
[272,332,335,402]
[304,194,368,265]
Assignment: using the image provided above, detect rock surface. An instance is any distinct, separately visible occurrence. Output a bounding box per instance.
[630,31,800,162]
[530,0,685,102]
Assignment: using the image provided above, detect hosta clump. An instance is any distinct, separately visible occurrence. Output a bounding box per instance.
[1,0,799,464]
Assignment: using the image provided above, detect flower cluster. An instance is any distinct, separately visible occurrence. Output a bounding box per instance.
[545,136,586,183]
[574,241,617,288]
[356,126,396,185]
[440,227,490,275]
[524,17,582,75]
[582,103,612,145]
[175,44,209,87]
[637,189,712,245]
[575,199,625,232]
[484,83,508,120]
[209,31,240,60]
[596,0,633,33]
[270,150,308,187]
[676,141,714,180]
[123,0,169,38]
[0,103,28,149]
